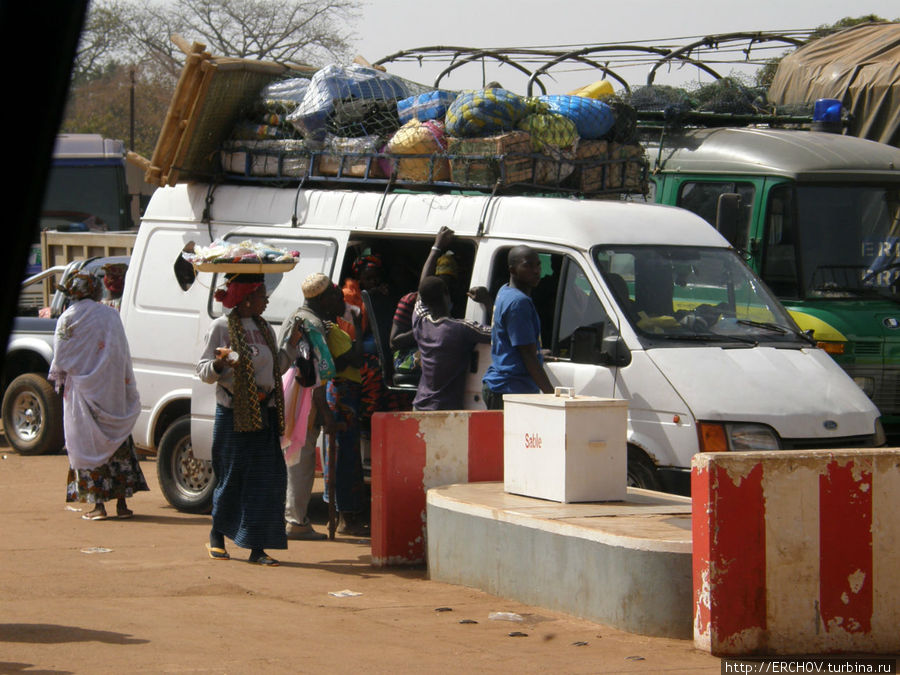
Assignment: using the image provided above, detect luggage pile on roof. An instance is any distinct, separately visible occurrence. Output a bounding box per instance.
[138,43,647,196]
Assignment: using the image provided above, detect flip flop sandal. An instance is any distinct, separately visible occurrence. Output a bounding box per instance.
[250,554,279,567]
[117,509,134,519]
[82,511,108,521]
[206,544,230,561]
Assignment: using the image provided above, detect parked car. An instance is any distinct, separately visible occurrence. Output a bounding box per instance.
[2,256,129,455]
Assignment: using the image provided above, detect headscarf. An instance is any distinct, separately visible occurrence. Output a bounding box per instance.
[351,253,383,279]
[435,253,459,279]
[102,263,127,295]
[214,273,264,309]
[60,272,98,301]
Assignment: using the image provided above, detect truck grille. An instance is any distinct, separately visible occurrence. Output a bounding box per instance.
[842,365,900,416]
[853,341,882,356]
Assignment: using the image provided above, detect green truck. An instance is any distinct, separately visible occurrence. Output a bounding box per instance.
[646,124,900,437]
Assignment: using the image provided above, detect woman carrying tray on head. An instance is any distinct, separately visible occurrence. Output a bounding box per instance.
[197,272,303,566]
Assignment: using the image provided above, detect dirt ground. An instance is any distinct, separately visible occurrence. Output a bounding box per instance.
[0,444,722,674]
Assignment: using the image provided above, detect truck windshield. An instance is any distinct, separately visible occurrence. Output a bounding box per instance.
[594,245,806,345]
[40,164,129,231]
[770,184,900,300]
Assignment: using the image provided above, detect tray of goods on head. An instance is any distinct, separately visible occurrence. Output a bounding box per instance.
[183,240,300,274]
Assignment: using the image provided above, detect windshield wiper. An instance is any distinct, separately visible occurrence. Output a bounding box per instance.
[737,319,816,346]
[656,332,758,346]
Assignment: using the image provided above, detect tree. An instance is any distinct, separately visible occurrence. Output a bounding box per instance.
[63,0,360,155]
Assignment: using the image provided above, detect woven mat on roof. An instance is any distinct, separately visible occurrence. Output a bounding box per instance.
[170,62,289,182]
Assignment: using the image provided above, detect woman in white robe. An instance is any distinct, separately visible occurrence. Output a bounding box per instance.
[48,272,146,520]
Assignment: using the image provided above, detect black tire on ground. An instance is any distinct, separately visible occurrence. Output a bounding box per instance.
[626,445,661,491]
[1,373,64,455]
[156,415,215,514]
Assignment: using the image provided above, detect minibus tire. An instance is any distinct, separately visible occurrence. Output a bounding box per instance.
[626,445,660,491]
[1,373,64,455]
[156,416,215,514]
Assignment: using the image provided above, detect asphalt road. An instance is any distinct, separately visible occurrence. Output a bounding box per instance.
[0,445,721,674]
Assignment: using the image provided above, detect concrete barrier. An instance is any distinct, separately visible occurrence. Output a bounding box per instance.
[692,449,900,655]
[370,410,503,566]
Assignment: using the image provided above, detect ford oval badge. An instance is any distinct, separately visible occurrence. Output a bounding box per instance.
[883,317,900,329]
[823,420,838,431]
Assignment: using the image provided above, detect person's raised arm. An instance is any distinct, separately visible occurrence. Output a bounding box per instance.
[420,226,455,286]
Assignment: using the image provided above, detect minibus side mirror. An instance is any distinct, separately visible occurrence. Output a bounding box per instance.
[600,334,632,368]
[715,193,742,248]
[572,325,631,367]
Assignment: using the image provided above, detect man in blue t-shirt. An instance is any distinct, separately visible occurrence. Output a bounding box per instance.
[482,245,554,409]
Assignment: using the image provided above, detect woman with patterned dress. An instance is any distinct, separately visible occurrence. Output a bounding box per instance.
[197,274,302,566]
[48,272,147,521]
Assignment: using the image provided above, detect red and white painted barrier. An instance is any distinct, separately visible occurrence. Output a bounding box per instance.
[370,410,503,566]
[692,449,900,655]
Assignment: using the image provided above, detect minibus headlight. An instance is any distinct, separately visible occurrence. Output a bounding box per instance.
[727,423,780,451]
[698,422,781,452]
[874,418,886,447]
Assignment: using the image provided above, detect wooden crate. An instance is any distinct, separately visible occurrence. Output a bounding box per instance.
[569,139,609,193]
[606,143,647,191]
[447,132,532,186]
[221,140,311,178]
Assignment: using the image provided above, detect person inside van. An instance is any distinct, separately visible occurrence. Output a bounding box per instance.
[341,253,411,441]
[482,245,554,409]
[412,275,492,411]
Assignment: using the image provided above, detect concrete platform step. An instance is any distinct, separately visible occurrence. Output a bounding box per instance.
[426,482,693,638]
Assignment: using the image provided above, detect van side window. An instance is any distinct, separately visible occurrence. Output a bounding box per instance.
[761,185,800,298]
[555,259,608,361]
[677,181,755,250]
[491,248,609,362]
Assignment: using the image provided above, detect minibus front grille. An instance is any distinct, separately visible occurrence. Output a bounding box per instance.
[780,434,878,450]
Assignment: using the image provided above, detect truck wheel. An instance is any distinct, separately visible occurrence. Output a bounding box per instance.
[1,373,64,455]
[626,446,660,491]
[156,416,215,514]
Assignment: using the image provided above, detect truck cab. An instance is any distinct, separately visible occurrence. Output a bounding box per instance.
[648,127,900,437]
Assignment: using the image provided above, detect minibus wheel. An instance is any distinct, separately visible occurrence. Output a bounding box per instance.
[626,445,660,491]
[156,416,215,513]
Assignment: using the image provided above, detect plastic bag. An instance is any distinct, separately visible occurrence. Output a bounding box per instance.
[444,88,530,137]
[398,90,458,124]
[288,64,410,141]
[385,119,450,181]
[537,95,615,140]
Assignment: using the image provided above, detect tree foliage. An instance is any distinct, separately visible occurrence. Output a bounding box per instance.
[63,0,360,156]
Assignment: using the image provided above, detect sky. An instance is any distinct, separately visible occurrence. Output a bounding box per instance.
[351,0,900,93]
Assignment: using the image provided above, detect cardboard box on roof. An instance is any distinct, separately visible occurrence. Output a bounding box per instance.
[142,40,316,187]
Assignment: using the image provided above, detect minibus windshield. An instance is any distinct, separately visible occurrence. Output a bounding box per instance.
[594,245,808,345]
